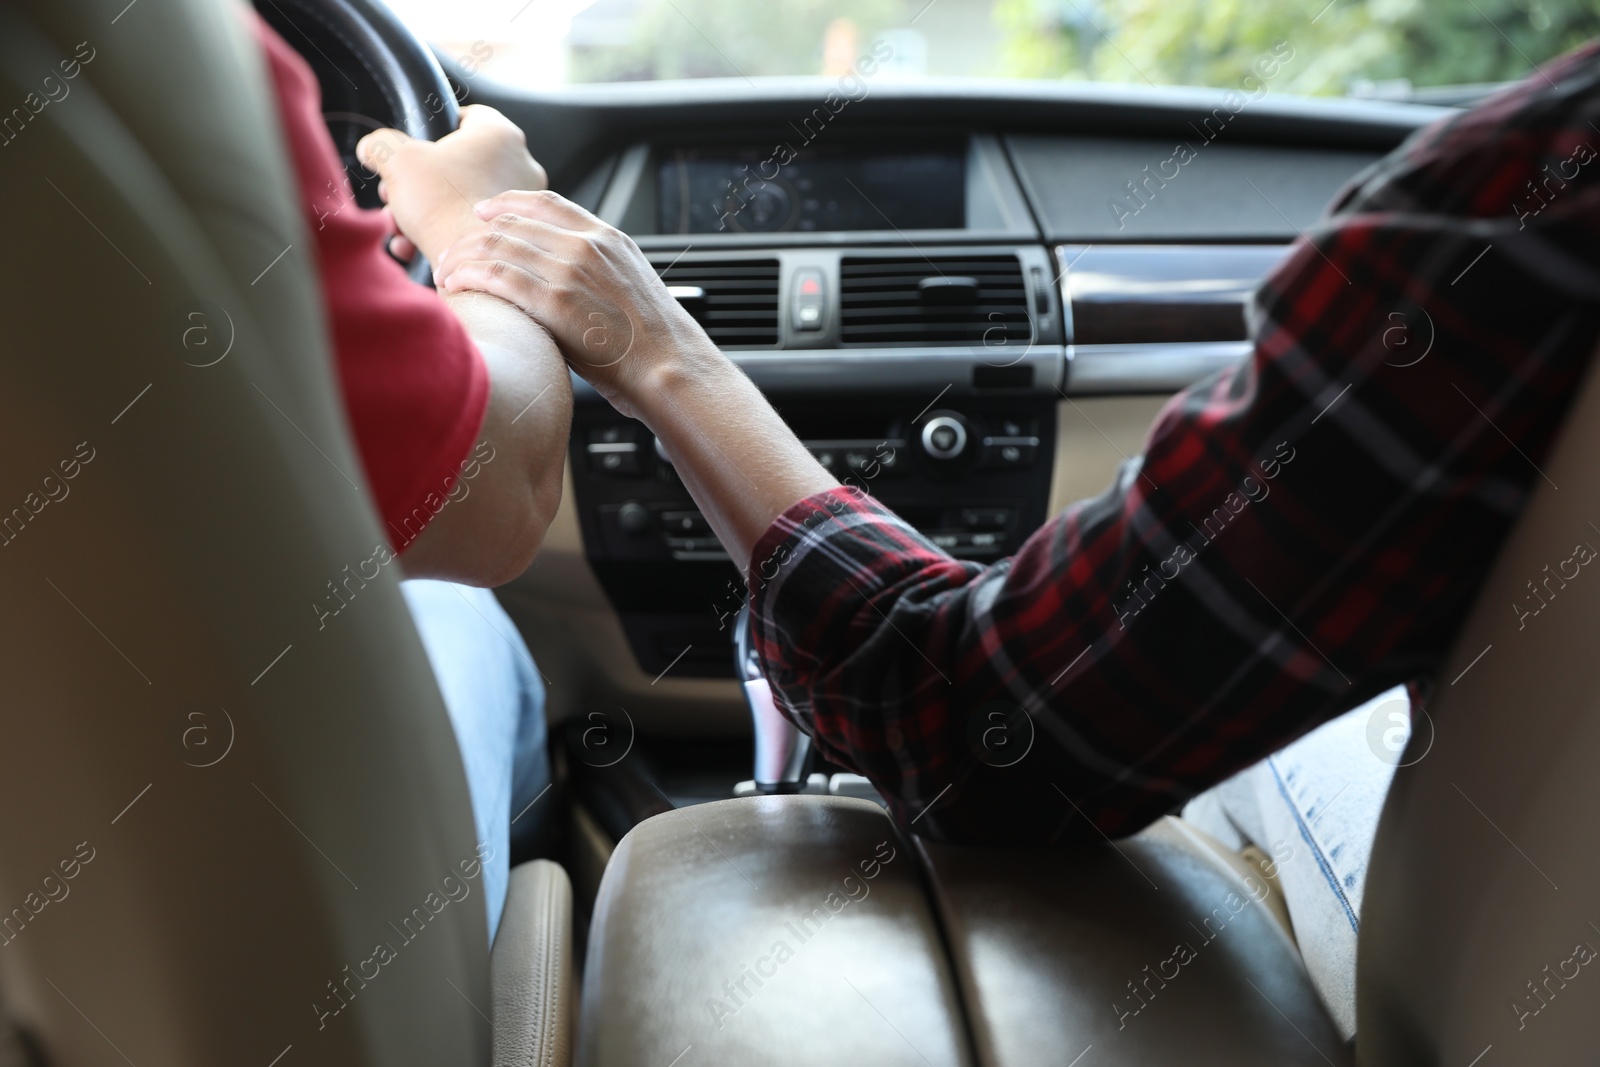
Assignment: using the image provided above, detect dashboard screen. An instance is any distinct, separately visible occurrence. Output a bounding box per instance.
[659,146,965,234]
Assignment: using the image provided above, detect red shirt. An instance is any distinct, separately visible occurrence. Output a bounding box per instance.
[251,13,489,551]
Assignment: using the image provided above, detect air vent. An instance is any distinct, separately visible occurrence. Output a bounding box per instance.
[840,255,1031,346]
[655,258,779,348]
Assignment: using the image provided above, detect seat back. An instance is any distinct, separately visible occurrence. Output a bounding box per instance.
[1359,346,1600,1063]
[0,2,488,1064]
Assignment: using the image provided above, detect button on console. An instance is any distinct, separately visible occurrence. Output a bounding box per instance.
[589,447,640,475]
[587,425,643,476]
[660,510,711,535]
[921,415,969,461]
[962,508,1012,529]
[982,428,1041,469]
[791,268,827,332]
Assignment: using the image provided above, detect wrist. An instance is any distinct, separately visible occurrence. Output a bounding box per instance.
[412,203,482,267]
[629,334,735,424]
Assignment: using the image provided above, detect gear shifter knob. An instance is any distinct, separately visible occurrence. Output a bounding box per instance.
[733,604,811,793]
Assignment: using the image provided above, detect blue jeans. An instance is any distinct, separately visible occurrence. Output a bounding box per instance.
[401,579,551,946]
[1182,685,1410,1041]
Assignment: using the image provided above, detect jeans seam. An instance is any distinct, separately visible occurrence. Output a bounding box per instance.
[1268,757,1361,935]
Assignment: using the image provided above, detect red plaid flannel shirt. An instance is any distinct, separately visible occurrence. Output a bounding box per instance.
[749,42,1600,842]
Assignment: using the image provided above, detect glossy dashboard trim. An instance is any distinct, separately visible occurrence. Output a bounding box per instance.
[1057,243,1292,343]
[1055,243,1280,394]
[567,344,1068,399]
[732,345,1065,394]
[1065,340,1250,395]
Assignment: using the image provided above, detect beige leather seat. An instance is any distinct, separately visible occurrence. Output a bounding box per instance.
[1357,357,1600,1061]
[0,2,570,1064]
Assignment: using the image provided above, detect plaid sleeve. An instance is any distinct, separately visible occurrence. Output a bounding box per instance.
[750,44,1600,843]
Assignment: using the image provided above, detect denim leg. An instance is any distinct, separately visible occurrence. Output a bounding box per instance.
[400,579,551,947]
[508,646,551,855]
[1181,685,1409,1040]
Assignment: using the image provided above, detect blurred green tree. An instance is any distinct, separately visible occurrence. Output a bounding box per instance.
[993,0,1600,92]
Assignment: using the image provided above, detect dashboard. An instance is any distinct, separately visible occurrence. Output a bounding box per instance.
[451,72,1446,690]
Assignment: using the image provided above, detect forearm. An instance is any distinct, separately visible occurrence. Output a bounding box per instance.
[447,287,566,393]
[632,339,837,568]
[401,291,573,585]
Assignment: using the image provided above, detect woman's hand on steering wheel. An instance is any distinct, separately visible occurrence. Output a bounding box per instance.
[356,104,548,267]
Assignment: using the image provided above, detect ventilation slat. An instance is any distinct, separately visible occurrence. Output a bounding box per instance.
[656,257,780,348]
[840,255,1031,346]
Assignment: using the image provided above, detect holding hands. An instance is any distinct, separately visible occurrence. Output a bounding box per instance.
[355,105,547,265]
[434,190,721,415]
[368,106,833,563]
[358,104,720,413]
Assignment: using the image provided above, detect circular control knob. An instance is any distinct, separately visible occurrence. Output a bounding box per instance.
[921,415,969,461]
[618,501,651,534]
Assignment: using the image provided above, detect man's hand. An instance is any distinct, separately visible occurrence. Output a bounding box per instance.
[356,105,547,265]
[433,189,719,416]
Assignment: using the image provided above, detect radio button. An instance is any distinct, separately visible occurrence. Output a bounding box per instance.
[995,444,1036,467]
[618,501,652,534]
[589,447,641,476]
[661,510,711,535]
[962,508,1012,529]
[921,415,969,461]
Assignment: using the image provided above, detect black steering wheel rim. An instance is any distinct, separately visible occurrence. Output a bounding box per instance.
[252,0,459,284]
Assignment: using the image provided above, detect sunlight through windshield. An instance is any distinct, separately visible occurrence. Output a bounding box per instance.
[387,0,1600,97]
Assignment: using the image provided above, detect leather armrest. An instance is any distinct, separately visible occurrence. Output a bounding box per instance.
[917,816,1347,1067]
[492,860,576,1067]
[577,796,972,1066]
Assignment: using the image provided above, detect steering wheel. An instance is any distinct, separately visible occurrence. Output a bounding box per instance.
[251,0,458,284]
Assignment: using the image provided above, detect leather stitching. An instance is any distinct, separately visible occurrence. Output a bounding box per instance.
[493,863,571,1067]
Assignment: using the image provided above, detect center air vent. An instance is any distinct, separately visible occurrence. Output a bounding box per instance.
[840,255,1031,346]
[655,258,779,348]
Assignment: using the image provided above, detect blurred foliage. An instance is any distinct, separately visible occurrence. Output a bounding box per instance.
[570,0,908,82]
[995,0,1600,92]
[568,0,1600,90]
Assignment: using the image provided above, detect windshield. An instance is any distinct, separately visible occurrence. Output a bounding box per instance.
[389,0,1600,97]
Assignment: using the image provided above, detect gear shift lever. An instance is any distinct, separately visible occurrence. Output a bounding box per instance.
[733,604,811,793]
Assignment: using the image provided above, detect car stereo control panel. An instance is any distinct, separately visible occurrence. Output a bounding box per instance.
[570,395,1057,678]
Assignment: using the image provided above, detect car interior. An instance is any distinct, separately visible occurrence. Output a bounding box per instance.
[3,0,1599,1064]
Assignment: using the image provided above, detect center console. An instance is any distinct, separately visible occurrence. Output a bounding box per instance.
[563,132,1069,680]
[571,391,1057,678]
[564,128,1291,683]
[577,795,1343,1067]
